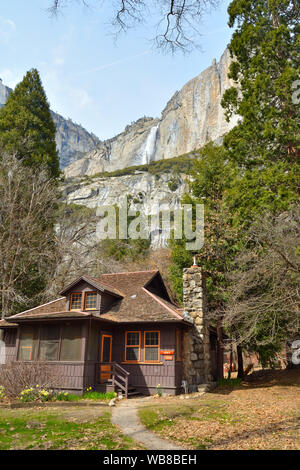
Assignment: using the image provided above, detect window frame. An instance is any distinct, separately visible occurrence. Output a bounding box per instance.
[17,326,38,362]
[101,334,112,363]
[176,329,182,361]
[84,291,97,311]
[70,292,83,311]
[144,330,160,363]
[124,331,141,363]
[17,323,83,363]
[38,324,61,362]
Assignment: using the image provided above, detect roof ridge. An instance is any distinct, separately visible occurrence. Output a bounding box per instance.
[85,275,124,292]
[99,270,158,276]
[141,288,183,320]
[59,275,124,297]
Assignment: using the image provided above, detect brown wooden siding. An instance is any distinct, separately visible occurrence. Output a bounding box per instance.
[110,324,183,394]
[100,293,116,314]
[66,281,101,312]
[1,321,184,394]
[2,329,17,363]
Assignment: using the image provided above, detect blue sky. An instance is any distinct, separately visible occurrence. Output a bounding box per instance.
[0,0,232,140]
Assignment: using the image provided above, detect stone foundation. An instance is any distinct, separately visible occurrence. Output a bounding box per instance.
[182,266,212,391]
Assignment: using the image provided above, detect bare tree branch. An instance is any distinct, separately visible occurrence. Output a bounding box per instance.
[48,0,221,53]
[222,206,300,355]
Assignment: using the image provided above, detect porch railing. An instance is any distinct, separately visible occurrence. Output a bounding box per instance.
[95,362,130,398]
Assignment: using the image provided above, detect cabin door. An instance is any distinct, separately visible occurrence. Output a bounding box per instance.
[100,334,112,383]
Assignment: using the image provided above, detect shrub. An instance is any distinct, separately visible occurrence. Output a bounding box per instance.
[0,362,62,399]
[168,177,180,192]
[19,385,55,402]
[55,391,74,401]
[83,152,195,181]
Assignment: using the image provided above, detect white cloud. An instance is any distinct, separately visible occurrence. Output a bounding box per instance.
[0,68,23,88]
[4,19,16,31]
[69,88,92,108]
[41,64,92,114]
[0,17,16,44]
[51,25,75,67]
[79,50,150,75]
[52,45,65,66]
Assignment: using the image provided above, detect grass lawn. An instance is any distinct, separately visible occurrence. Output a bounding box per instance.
[0,405,141,450]
[139,369,300,450]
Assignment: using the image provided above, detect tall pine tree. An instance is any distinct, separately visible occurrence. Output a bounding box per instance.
[221,0,300,225]
[170,1,300,369]
[0,68,60,178]
[222,0,300,166]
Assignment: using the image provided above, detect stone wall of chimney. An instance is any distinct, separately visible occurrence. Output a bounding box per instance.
[182,266,212,390]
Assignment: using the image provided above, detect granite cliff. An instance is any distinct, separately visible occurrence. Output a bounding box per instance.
[64,170,189,248]
[0,78,100,168]
[65,49,239,178]
[1,48,239,248]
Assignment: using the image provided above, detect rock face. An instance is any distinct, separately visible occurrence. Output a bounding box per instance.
[0,79,11,108]
[0,79,100,169]
[65,49,239,178]
[63,171,189,248]
[1,48,238,176]
[66,117,160,177]
[51,111,100,168]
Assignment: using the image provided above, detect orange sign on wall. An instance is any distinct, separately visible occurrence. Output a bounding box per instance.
[164,355,173,361]
[160,350,174,355]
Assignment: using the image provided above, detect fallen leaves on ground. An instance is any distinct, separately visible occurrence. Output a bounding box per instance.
[140,369,300,450]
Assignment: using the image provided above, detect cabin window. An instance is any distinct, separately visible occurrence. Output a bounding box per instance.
[125,331,140,362]
[61,324,82,361]
[39,326,60,361]
[18,326,37,361]
[144,331,160,362]
[176,330,182,361]
[85,292,97,310]
[70,293,82,311]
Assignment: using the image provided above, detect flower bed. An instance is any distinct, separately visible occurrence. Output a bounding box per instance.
[0,385,116,406]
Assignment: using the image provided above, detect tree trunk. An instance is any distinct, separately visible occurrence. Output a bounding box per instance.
[228,346,233,379]
[216,319,224,379]
[237,345,244,379]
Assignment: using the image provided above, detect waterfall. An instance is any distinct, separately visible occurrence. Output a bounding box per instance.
[140,125,159,165]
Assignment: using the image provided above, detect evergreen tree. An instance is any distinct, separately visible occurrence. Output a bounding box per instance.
[170,1,300,369]
[169,144,240,305]
[222,0,300,166]
[221,0,300,227]
[0,69,60,178]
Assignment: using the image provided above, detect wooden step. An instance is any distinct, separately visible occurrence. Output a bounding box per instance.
[127,390,142,397]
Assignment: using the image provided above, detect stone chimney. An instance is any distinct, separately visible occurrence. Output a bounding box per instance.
[182,265,212,390]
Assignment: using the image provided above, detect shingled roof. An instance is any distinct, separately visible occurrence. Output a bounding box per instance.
[96,270,158,296]
[5,298,67,322]
[59,275,124,298]
[0,318,18,328]
[1,270,186,326]
[98,270,184,323]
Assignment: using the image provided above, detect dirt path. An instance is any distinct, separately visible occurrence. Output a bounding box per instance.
[111,398,185,450]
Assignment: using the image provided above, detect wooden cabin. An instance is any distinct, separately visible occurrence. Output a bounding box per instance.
[0,270,196,396]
